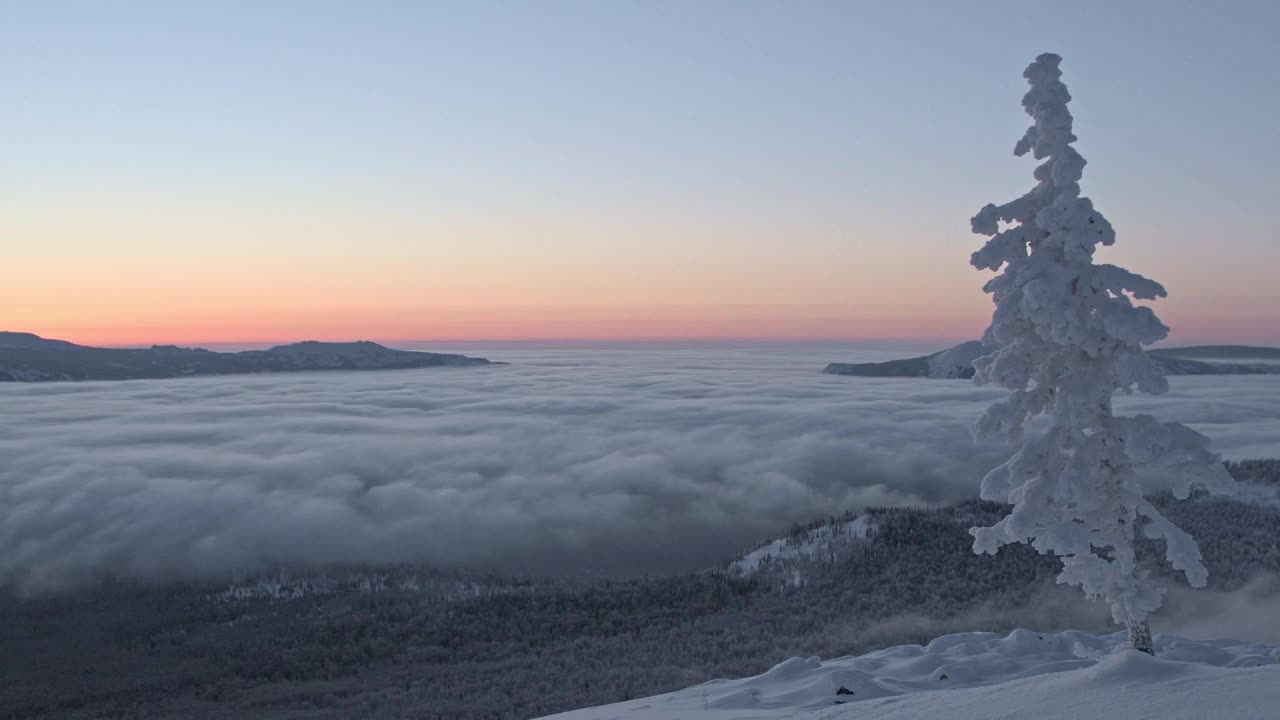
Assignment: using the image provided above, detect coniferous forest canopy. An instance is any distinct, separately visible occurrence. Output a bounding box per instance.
[3,461,1277,720]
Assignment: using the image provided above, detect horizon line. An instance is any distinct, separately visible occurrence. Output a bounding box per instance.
[7,329,1275,352]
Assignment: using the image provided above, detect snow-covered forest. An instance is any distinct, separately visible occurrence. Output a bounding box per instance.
[3,461,1277,720]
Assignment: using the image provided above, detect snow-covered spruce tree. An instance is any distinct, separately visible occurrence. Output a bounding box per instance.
[966,53,1237,655]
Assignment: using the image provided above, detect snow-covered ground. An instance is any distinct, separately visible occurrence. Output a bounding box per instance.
[539,629,1280,720]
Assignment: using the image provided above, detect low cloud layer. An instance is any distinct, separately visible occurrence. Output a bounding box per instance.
[3,344,1279,594]
[1158,574,1280,645]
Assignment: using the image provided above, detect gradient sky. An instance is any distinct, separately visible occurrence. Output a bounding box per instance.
[3,0,1278,346]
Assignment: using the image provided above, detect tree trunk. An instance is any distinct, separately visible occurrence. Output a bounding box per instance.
[1127,619,1154,655]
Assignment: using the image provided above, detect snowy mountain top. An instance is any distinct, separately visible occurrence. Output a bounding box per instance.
[539,629,1280,720]
[730,514,875,575]
[925,341,988,379]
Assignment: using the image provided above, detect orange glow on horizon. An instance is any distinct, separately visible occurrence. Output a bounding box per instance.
[13,303,1269,349]
[4,189,1274,349]
[17,303,989,348]
[7,264,1272,349]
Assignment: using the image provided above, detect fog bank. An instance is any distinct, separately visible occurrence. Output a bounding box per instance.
[3,344,1279,594]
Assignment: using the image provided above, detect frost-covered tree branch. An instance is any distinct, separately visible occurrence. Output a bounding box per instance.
[966,53,1237,654]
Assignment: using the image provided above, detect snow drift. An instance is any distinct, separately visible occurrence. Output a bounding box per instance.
[539,629,1280,720]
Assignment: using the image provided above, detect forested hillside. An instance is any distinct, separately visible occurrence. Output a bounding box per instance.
[2,465,1277,720]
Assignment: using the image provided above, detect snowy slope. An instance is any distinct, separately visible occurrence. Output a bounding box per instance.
[925,341,989,379]
[539,630,1279,720]
[730,515,875,575]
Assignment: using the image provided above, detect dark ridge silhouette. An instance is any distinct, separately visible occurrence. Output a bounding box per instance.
[824,341,1280,379]
[0,332,501,382]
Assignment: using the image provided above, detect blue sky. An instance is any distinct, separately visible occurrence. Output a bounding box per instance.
[3,1,1277,344]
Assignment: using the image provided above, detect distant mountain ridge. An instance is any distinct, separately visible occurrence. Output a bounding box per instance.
[0,332,500,382]
[824,342,1280,379]
[1156,345,1280,360]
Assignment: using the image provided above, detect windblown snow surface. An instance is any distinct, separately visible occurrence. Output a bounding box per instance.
[540,630,1279,720]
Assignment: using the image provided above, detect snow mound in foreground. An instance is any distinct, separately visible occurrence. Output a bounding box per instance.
[539,629,1280,720]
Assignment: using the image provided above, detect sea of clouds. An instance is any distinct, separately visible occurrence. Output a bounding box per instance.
[3,342,1279,594]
